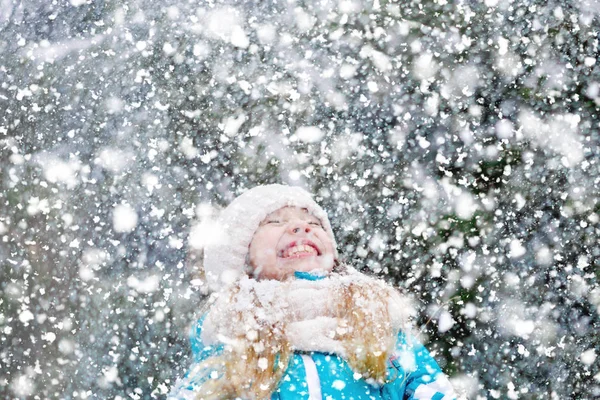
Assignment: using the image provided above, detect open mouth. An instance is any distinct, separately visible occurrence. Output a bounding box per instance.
[279,240,321,259]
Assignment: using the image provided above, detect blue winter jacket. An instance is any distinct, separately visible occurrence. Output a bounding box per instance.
[170,319,456,400]
[169,273,456,400]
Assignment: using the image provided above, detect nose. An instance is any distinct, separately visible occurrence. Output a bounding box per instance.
[288,220,311,234]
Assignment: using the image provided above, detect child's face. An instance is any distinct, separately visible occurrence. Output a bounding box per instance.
[248,206,336,280]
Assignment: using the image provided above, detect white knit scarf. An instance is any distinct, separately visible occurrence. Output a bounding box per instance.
[200,268,414,357]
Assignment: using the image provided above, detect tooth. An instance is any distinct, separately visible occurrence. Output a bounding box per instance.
[282,244,318,258]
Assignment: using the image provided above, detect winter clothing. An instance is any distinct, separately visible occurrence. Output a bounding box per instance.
[168,271,457,400]
[203,184,338,292]
[169,320,456,400]
[200,268,411,358]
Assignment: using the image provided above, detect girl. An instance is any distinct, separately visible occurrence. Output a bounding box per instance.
[169,184,457,400]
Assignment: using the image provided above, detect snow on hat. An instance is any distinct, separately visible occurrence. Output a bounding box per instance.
[203,184,338,291]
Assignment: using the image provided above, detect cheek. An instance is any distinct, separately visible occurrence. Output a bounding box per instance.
[250,230,281,261]
[316,231,334,253]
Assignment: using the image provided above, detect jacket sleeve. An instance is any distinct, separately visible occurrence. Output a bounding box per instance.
[168,315,221,400]
[189,314,221,363]
[396,332,457,400]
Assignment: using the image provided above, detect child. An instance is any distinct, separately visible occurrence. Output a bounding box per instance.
[169,184,457,400]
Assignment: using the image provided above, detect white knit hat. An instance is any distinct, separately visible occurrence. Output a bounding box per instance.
[203,184,338,291]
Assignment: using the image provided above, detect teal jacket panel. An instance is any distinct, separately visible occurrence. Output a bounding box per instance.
[169,316,456,400]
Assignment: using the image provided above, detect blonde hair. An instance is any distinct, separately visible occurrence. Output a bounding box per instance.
[191,285,291,400]
[336,282,397,383]
[194,271,400,399]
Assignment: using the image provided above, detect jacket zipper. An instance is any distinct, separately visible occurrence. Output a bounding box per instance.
[300,354,322,400]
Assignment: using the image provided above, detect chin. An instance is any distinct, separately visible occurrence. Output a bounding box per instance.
[277,255,334,275]
[293,265,321,273]
[293,261,334,274]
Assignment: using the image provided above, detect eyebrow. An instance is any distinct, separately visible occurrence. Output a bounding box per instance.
[306,214,321,223]
[261,210,321,223]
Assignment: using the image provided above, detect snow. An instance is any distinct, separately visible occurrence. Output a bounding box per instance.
[519,110,584,167]
[495,119,514,139]
[454,192,477,220]
[221,114,247,136]
[112,204,138,233]
[460,303,477,319]
[256,25,276,45]
[295,126,324,143]
[332,380,346,390]
[19,310,34,324]
[103,366,119,383]
[2,0,600,398]
[508,240,526,259]
[178,137,198,159]
[230,26,249,49]
[38,155,81,188]
[580,349,597,366]
[127,275,160,294]
[188,219,224,250]
[413,54,439,80]
[437,310,456,333]
[58,339,75,355]
[10,375,35,397]
[41,331,56,343]
[360,46,393,72]
[257,357,268,371]
[513,320,535,339]
[200,7,249,48]
[535,246,553,265]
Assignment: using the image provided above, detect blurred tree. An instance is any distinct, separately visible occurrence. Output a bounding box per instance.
[1,0,599,398]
